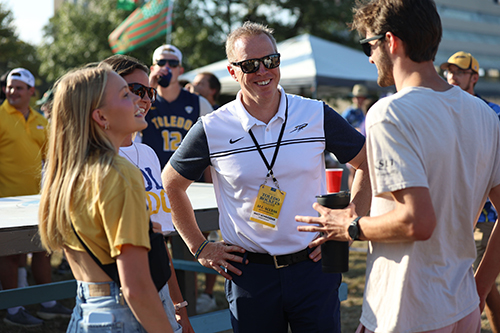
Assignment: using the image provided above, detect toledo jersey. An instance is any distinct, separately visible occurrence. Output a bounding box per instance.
[142,89,201,168]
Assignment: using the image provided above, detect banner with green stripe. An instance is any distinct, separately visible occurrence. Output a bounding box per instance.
[109,0,171,54]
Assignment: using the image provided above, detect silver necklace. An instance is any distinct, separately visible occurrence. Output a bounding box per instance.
[121,143,140,168]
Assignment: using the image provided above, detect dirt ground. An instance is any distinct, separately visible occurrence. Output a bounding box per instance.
[0,248,496,332]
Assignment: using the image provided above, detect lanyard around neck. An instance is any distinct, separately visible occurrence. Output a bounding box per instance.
[248,96,288,187]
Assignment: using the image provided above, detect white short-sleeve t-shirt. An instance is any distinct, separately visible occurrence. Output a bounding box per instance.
[120,143,174,234]
[361,86,500,332]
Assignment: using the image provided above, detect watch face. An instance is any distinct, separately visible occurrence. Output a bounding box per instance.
[348,224,359,240]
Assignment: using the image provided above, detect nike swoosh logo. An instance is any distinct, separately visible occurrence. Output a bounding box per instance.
[229,137,244,144]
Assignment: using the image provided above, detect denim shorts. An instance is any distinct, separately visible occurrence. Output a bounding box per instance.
[67,281,182,333]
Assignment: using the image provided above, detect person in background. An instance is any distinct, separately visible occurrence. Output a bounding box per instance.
[162,21,371,333]
[191,72,221,110]
[102,54,193,332]
[440,51,500,333]
[142,44,213,169]
[0,68,71,327]
[36,88,54,119]
[342,83,368,129]
[0,70,9,104]
[342,83,370,190]
[441,51,500,115]
[38,64,175,333]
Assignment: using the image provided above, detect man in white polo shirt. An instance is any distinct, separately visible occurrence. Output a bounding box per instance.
[162,22,371,332]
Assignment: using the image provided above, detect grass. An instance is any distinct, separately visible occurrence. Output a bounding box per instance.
[0,248,497,332]
[340,244,496,333]
[340,249,368,332]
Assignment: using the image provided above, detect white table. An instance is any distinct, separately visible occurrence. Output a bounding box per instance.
[0,182,219,256]
[0,183,220,315]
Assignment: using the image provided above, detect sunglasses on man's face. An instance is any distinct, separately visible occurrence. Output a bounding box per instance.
[360,34,385,57]
[155,59,180,68]
[128,83,157,102]
[231,53,281,74]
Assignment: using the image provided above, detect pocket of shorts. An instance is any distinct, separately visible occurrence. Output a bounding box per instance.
[79,311,124,332]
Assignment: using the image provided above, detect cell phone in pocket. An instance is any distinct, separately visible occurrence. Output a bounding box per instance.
[88,311,115,324]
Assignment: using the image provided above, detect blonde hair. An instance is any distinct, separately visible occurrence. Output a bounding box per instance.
[39,64,116,253]
[225,21,277,63]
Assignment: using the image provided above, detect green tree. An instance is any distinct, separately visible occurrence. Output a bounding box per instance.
[168,0,358,70]
[38,0,130,82]
[268,0,358,47]
[0,3,40,84]
[37,0,358,80]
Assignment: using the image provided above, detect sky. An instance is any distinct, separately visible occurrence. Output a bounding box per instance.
[3,0,53,45]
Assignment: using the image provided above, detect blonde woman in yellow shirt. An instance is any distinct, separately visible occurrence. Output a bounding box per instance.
[38,64,174,333]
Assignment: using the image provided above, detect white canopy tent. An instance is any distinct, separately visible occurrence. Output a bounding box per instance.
[181,34,389,98]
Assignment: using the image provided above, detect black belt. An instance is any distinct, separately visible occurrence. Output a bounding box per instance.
[234,247,312,269]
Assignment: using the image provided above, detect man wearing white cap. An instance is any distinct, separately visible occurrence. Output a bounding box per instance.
[143,44,213,169]
[0,68,71,327]
[441,51,500,333]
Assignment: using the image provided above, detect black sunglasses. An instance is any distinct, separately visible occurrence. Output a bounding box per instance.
[231,53,281,74]
[128,83,157,102]
[155,59,180,68]
[360,35,385,57]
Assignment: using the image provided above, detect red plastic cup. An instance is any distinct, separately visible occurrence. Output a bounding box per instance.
[326,168,343,193]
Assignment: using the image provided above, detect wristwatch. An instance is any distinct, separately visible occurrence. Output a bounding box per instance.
[348,216,362,241]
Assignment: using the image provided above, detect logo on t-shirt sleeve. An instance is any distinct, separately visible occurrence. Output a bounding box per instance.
[374,158,398,176]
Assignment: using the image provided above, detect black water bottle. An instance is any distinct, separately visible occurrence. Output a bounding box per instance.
[315,191,350,273]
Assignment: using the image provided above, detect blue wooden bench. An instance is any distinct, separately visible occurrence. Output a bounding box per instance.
[190,309,232,332]
[0,259,347,333]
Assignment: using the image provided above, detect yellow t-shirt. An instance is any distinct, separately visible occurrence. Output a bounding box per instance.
[66,156,151,264]
[0,100,48,197]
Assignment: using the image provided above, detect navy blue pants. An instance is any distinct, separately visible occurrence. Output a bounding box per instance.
[225,256,341,333]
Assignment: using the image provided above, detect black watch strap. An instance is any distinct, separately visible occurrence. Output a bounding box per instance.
[349,216,362,241]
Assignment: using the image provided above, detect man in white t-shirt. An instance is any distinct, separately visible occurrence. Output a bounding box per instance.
[296,1,500,332]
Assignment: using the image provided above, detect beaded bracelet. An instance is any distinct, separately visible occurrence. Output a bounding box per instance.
[174,300,188,311]
[194,240,209,259]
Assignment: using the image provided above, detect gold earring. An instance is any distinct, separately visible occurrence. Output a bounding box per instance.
[104,123,109,130]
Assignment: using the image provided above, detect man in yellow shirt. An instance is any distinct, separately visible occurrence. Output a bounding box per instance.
[0,68,71,327]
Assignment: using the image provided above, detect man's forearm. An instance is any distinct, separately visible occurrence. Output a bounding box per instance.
[168,188,206,254]
[162,164,207,254]
[350,163,372,217]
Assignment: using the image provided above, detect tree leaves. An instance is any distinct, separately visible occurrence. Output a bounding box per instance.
[38,0,130,82]
[0,4,39,81]
[33,0,359,84]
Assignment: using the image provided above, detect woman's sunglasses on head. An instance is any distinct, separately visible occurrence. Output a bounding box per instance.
[128,83,157,102]
[232,53,281,74]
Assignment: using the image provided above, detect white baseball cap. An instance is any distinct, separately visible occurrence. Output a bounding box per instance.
[152,44,183,64]
[7,68,35,87]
